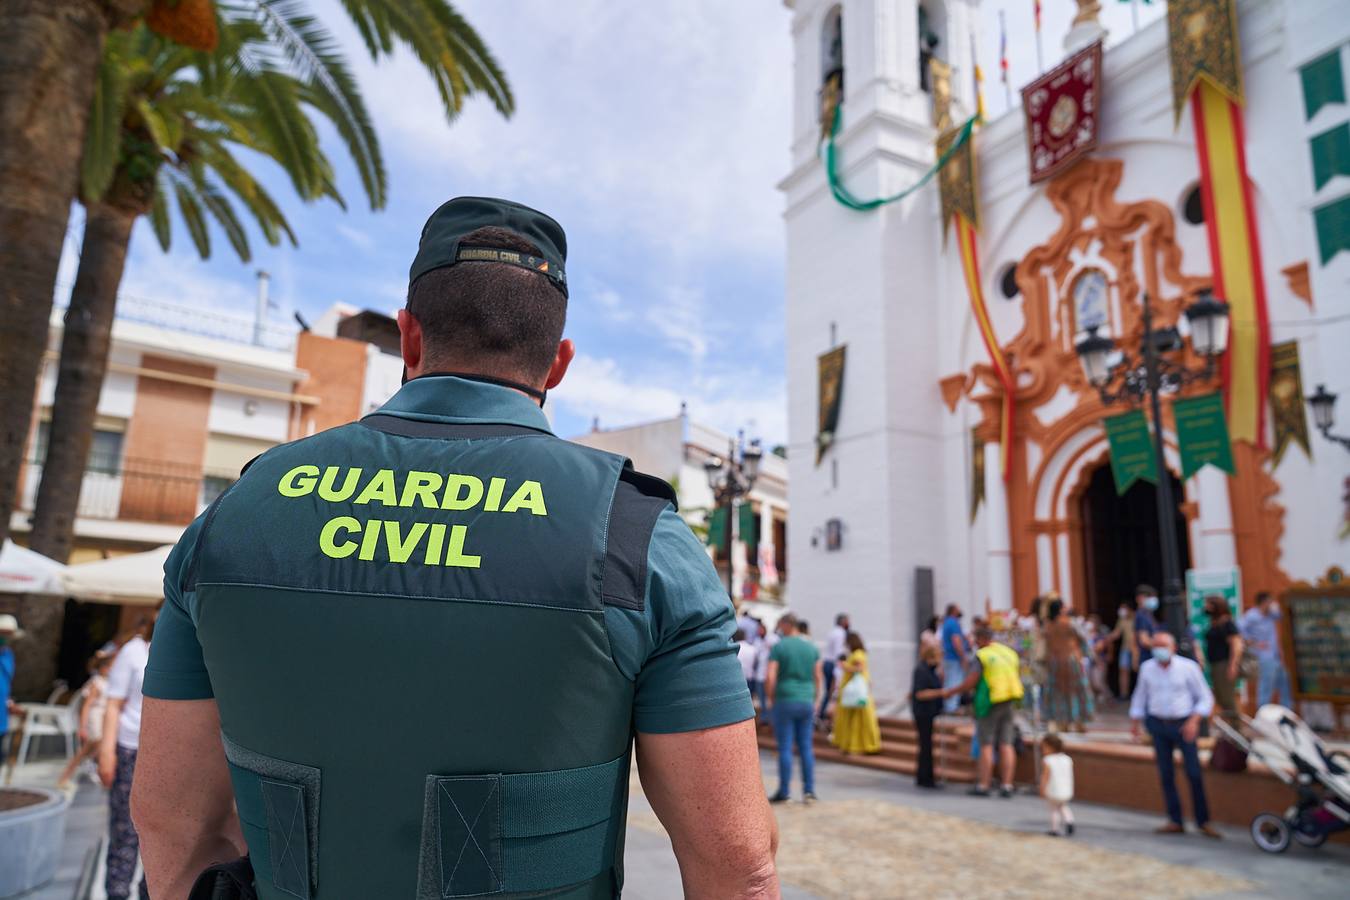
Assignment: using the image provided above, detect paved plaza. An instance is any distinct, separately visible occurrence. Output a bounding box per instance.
[10,749,1348,899]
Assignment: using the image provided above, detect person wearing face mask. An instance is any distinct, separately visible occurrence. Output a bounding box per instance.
[1133,585,1161,665]
[1239,591,1291,708]
[1129,632,1220,838]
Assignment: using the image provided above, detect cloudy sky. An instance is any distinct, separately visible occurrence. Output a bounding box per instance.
[57,0,1163,446]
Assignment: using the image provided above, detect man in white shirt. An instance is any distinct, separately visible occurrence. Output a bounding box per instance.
[819,613,850,725]
[99,622,154,900]
[1128,632,1220,838]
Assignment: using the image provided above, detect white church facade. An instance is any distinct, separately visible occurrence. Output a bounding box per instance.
[781,0,1350,706]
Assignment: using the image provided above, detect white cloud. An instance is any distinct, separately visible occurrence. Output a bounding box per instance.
[336,224,376,251]
[554,352,787,445]
[644,286,709,363]
[333,0,791,263]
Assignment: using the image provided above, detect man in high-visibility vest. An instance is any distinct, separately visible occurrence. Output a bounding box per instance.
[943,625,1025,797]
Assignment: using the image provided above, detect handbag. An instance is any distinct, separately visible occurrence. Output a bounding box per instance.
[1238,646,1261,681]
[840,674,870,708]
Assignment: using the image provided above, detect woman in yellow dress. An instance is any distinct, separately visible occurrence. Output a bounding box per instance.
[832,632,882,754]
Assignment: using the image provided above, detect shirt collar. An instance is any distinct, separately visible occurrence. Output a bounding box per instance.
[370,374,553,433]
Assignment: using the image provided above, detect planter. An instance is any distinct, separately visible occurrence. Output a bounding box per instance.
[0,787,69,898]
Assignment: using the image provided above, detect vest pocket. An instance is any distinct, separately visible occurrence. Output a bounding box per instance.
[222,733,321,900]
[416,753,628,898]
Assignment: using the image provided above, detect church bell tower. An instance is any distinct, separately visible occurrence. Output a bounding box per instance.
[781,0,983,705]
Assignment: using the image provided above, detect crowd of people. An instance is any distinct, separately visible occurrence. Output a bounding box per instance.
[738,582,1297,839]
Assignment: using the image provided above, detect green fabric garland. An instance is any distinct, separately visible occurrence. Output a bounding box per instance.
[822,104,978,212]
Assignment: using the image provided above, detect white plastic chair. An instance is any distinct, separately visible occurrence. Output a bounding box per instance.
[14,692,80,768]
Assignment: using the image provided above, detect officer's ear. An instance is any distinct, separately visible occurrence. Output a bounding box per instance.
[397,309,425,376]
[544,339,575,391]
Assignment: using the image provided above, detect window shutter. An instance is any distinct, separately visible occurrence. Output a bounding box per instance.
[1314,195,1350,264]
[1301,50,1346,121]
[1311,124,1350,190]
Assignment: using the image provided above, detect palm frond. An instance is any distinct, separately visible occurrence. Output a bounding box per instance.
[189,166,253,261]
[254,1,387,208]
[172,176,212,258]
[81,43,131,201]
[149,175,173,251]
[196,136,297,247]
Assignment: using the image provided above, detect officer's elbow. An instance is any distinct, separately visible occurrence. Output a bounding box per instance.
[705,817,779,898]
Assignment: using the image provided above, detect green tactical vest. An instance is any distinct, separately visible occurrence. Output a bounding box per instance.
[185,413,675,899]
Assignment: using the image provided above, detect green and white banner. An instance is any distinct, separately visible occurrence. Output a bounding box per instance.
[1103,409,1158,495]
[1173,392,1235,479]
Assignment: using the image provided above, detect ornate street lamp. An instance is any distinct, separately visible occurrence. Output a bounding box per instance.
[705,433,763,599]
[1074,290,1230,656]
[1307,384,1350,452]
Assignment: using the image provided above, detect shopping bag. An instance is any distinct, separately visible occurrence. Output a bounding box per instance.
[841,675,870,708]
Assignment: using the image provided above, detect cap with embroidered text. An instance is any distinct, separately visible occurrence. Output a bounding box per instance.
[408,196,567,297]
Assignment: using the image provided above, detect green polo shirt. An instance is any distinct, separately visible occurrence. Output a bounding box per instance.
[770,635,819,704]
[143,376,753,735]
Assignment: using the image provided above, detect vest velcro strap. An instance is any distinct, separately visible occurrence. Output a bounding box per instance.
[417,754,628,898]
[221,734,320,900]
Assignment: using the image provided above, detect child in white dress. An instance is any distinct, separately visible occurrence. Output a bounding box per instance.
[1040,733,1075,836]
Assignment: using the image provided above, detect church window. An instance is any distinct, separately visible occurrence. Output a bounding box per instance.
[918,2,944,93]
[1181,184,1205,226]
[821,6,844,88]
[998,263,1020,300]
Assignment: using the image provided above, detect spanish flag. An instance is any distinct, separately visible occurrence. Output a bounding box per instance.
[1170,0,1270,446]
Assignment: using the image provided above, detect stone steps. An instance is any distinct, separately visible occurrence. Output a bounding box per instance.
[756,713,978,783]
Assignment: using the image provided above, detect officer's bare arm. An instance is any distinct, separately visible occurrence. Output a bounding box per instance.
[132,697,245,898]
[637,719,779,899]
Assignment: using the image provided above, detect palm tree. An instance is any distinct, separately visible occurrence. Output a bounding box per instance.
[0,0,512,551]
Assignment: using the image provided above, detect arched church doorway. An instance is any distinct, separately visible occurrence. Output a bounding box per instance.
[1077,462,1191,624]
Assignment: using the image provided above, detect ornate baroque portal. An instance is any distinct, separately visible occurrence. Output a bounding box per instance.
[957,158,1288,611]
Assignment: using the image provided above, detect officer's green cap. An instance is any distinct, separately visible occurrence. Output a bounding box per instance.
[409,196,568,297]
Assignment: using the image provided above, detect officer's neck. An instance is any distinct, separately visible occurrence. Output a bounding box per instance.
[407,369,547,406]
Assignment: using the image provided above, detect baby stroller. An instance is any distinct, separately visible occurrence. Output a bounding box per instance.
[1211,705,1350,853]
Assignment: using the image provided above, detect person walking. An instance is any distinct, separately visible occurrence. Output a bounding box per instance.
[767,613,821,803]
[1039,733,1075,837]
[1043,599,1094,732]
[1129,632,1221,838]
[942,626,1025,797]
[736,629,759,709]
[831,632,881,754]
[57,650,114,790]
[1240,592,1291,708]
[99,615,154,900]
[910,642,945,788]
[1106,599,1138,700]
[819,613,849,726]
[131,198,778,899]
[1202,596,1243,721]
[939,604,969,714]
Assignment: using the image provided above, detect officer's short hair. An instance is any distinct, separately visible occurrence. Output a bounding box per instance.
[407,226,567,383]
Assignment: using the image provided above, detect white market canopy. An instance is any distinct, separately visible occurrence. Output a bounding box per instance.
[0,540,67,595]
[60,545,173,606]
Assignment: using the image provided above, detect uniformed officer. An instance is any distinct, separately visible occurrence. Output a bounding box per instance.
[131,197,779,899]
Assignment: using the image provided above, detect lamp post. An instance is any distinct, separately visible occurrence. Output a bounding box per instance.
[1307,384,1350,452]
[704,432,764,600]
[1074,290,1230,656]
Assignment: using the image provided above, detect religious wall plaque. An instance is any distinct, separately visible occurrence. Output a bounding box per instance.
[1022,41,1102,184]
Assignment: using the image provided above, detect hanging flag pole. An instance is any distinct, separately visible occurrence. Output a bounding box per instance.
[1034,0,1045,73]
[999,10,1011,109]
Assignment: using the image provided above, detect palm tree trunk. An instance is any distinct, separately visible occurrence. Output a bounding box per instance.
[30,203,137,562]
[14,202,136,700]
[0,0,143,552]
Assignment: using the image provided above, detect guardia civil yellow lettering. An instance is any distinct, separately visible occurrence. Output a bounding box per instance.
[278,465,540,568]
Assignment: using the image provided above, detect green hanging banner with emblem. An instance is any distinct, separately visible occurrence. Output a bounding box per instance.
[1103,410,1158,495]
[817,345,847,464]
[1173,392,1235,479]
[706,506,727,548]
[1269,341,1312,467]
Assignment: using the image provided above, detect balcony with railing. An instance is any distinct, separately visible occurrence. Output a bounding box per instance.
[20,452,233,529]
